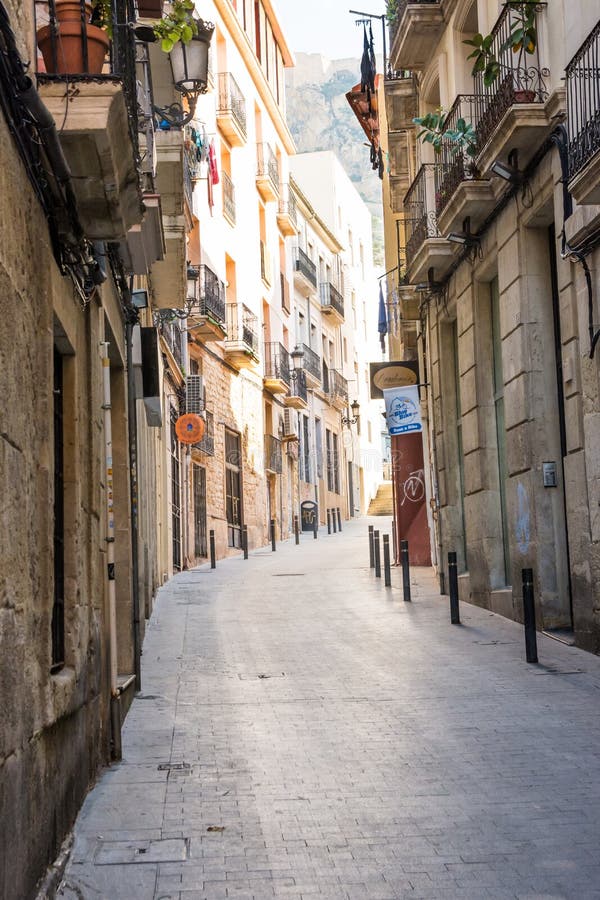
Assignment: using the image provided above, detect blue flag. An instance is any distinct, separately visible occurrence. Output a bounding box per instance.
[378,283,387,351]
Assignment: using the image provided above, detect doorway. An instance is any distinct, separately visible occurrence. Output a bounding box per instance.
[225,429,243,548]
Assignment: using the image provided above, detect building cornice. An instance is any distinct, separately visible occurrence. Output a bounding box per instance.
[214,0,296,155]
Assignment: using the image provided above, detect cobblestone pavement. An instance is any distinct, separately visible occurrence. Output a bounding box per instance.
[60,517,600,900]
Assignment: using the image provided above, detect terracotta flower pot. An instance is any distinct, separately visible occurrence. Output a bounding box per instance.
[514,89,536,103]
[37,1,109,75]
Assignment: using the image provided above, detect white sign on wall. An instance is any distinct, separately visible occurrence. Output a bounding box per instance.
[383,385,423,436]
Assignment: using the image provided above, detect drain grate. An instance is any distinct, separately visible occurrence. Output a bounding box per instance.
[272,573,305,577]
[238,672,286,680]
[158,762,191,772]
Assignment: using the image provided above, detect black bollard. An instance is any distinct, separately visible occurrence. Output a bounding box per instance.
[383,534,391,587]
[374,530,381,578]
[242,525,248,560]
[327,508,331,534]
[368,525,374,568]
[270,518,276,552]
[313,516,318,539]
[448,552,460,624]
[522,568,538,664]
[210,530,216,569]
[400,540,411,602]
[294,515,300,545]
[332,508,337,533]
[336,507,342,532]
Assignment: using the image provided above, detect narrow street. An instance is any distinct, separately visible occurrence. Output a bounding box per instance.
[60,519,600,900]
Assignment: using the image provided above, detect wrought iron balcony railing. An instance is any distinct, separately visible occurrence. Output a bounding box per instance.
[329,369,349,405]
[474,2,549,150]
[195,410,214,456]
[217,72,247,139]
[278,184,298,227]
[288,368,308,404]
[301,343,321,382]
[436,94,482,216]
[263,341,290,385]
[320,281,345,319]
[403,163,442,260]
[225,303,259,355]
[222,171,236,224]
[162,320,185,369]
[256,142,279,192]
[294,246,317,287]
[189,263,226,324]
[264,434,283,474]
[566,20,600,181]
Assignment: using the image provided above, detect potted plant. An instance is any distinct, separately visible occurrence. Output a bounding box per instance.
[413,110,478,169]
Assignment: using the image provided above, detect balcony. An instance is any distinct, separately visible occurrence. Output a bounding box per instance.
[216,73,247,146]
[473,3,555,175]
[285,369,308,411]
[160,319,185,373]
[263,342,290,394]
[222,171,236,226]
[256,143,279,202]
[293,246,317,294]
[435,95,495,237]
[148,129,187,309]
[277,184,298,236]
[328,369,349,411]
[187,264,226,341]
[260,241,272,288]
[384,71,418,131]
[36,0,143,241]
[192,410,215,457]
[264,434,283,474]
[403,164,454,282]
[389,1,448,70]
[301,343,321,389]
[224,303,260,370]
[567,21,600,205]
[388,130,416,212]
[320,282,345,325]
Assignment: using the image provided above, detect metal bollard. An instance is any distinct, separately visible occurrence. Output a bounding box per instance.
[294,515,300,545]
[383,534,391,587]
[242,525,248,560]
[210,530,216,569]
[336,507,342,532]
[448,551,460,624]
[270,518,276,552]
[522,568,538,664]
[332,508,337,533]
[374,530,381,578]
[327,508,331,534]
[313,517,318,539]
[368,525,374,568]
[400,540,411,602]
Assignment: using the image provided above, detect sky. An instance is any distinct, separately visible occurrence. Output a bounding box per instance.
[276,0,387,60]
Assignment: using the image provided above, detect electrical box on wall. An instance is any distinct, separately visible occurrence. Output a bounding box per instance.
[543,462,558,488]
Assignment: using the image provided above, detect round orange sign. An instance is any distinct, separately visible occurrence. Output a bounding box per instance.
[175,413,206,444]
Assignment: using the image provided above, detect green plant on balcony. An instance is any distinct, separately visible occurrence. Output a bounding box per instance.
[94,0,197,50]
[463,0,539,89]
[413,111,478,159]
[385,0,398,26]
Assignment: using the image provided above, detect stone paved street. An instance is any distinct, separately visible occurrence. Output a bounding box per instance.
[59,518,600,900]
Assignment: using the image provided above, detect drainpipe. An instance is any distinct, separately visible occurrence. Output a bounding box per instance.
[100,341,121,760]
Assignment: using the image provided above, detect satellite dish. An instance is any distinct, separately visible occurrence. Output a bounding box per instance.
[175,413,205,444]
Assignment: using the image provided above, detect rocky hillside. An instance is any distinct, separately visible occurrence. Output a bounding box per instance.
[285,53,384,265]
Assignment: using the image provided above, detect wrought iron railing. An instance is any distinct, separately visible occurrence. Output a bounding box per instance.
[293,246,317,287]
[278,184,298,227]
[263,341,290,385]
[217,72,247,138]
[302,343,321,382]
[329,369,349,405]
[436,94,482,216]
[195,410,214,456]
[403,163,442,260]
[474,2,549,150]
[222,171,236,224]
[189,263,226,324]
[264,434,283,473]
[225,303,259,354]
[566,20,600,181]
[257,142,279,193]
[288,369,308,404]
[35,0,141,163]
[320,281,345,319]
[163,320,185,369]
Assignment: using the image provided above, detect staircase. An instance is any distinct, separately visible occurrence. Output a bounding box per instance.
[368,482,394,516]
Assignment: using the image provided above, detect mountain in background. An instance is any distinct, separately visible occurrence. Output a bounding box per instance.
[285,53,384,266]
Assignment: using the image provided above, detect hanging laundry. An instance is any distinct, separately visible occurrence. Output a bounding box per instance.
[208,139,219,185]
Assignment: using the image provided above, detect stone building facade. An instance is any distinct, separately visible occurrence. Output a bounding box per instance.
[382,0,600,651]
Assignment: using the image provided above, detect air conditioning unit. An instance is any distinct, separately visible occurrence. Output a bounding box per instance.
[281,408,299,441]
[186,375,206,416]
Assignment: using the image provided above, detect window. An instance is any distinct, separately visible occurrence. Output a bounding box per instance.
[326,429,340,493]
[315,418,323,478]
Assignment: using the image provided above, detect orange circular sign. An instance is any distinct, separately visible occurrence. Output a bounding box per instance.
[175,413,206,444]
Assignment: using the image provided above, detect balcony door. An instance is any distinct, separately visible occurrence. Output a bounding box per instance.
[193,464,207,558]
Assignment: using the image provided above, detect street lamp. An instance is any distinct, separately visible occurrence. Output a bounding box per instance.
[341,399,360,426]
